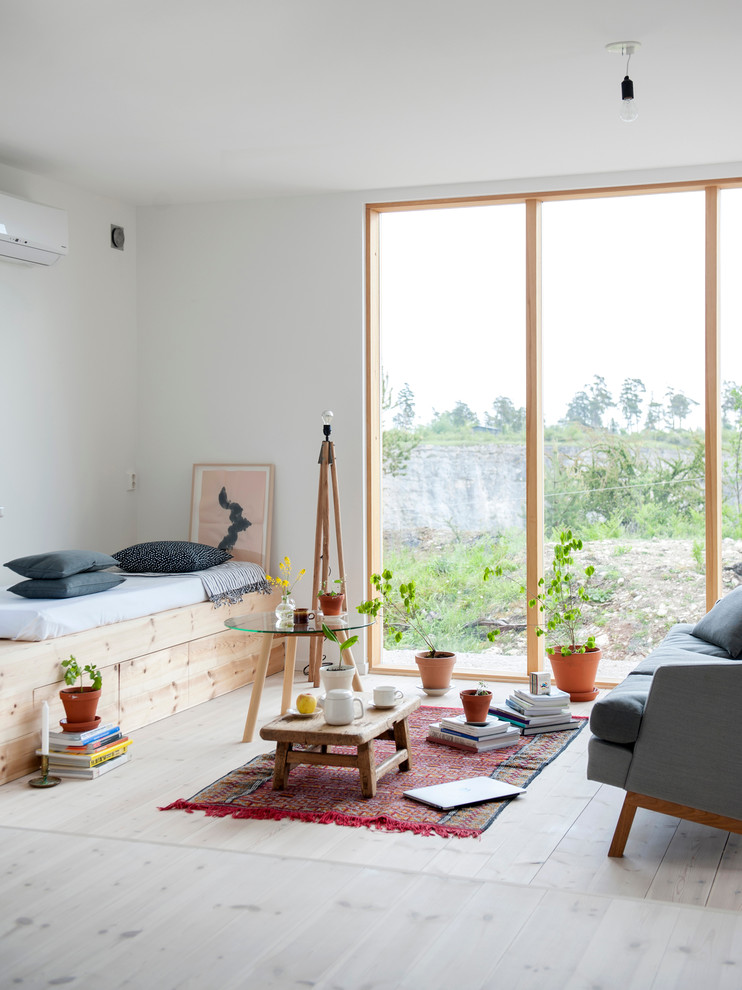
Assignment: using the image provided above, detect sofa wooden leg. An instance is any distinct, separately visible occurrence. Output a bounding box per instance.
[608,793,639,857]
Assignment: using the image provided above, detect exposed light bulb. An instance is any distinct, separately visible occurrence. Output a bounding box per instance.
[620,74,638,123]
[321,410,334,426]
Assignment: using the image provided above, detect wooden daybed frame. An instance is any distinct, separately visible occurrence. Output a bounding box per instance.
[0,588,284,784]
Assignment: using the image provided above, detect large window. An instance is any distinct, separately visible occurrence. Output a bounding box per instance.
[378,204,526,676]
[368,180,735,683]
[542,192,705,684]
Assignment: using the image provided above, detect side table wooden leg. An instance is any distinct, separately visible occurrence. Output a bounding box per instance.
[281,638,298,714]
[393,717,413,771]
[242,634,273,742]
[357,741,378,798]
[272,741,292,790]
[309,635,323,686]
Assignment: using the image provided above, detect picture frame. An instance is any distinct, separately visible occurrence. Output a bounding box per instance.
[189,464,274,570]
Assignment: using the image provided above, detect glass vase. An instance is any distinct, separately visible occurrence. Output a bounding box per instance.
[275,594,296,626]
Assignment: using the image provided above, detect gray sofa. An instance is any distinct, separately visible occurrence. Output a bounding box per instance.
[587,590,742,857]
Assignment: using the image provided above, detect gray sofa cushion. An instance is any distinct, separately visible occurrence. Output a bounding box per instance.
[589,674,654,744]
[8,572,124,599]
[5,549,118,579]
[661,623,733,657]
[692,586,742,657]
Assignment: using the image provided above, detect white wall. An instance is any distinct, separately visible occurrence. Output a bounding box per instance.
[0,163,138,585]
[135,193,366,612]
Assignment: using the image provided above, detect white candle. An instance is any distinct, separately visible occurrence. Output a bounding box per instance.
[41,700,49,756]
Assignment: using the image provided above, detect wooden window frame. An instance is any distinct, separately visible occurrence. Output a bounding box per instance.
[365,178,740,682]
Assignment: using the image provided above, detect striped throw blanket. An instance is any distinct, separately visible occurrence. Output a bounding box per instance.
[195,560,269,606]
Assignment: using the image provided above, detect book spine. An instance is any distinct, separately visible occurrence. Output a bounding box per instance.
[52,754,130,778]
[507,699,568,718]
[48,723,119,745]
[89,740,131,767]
[51,732,124,754]
[427,733,482,753]
[438,725,510,743]
[47,739,132,767]
[497,704,570,725]
[522,721,580,735]
[428,727,520,751]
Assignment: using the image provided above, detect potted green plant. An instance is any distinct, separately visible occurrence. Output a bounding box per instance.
[59,655,103,728]
[318,577,346,616]
[485,529,600,701]
[357,570,456,692]
[460,680,492,723]
[320,622,359,692]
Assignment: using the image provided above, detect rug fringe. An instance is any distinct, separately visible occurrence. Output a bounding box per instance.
[159,800,482,838]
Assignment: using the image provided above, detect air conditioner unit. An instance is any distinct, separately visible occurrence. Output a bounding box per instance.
[0,191,68,266]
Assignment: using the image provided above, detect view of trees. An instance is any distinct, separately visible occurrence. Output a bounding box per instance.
[384,374,714,440]
[382,374,742,542]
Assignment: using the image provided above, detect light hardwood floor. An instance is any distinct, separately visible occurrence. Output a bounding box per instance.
[2,670,741,989]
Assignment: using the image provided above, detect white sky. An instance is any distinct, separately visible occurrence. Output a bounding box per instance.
[380,189,742,432]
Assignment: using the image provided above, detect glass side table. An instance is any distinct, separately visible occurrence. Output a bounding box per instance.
[224,612,376,741]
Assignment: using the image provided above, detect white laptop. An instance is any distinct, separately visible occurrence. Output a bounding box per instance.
[403,776,525,810]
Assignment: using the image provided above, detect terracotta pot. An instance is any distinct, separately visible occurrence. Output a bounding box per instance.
[460,689,492,723]
[414,650,456,690]
[59,686,101,725]
[318,593,345,616]
[547,647,602,702]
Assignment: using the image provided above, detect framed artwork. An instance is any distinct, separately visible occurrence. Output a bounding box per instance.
[189,464,274,570]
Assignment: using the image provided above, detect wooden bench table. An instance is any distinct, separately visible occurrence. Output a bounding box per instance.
[259,694,421,798]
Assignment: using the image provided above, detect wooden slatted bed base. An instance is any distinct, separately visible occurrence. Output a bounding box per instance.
[0,589,284,785]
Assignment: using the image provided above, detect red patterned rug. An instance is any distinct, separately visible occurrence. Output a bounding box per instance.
[160,706,586,839]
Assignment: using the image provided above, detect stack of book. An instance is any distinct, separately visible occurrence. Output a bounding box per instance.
[40,721,132,778]
[489,687,581,734]
[427,714,521,752]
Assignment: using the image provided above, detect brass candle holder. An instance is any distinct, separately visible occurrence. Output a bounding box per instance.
[29,754,61,788]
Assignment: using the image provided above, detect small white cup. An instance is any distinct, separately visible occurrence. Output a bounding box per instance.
[373,685,404,708]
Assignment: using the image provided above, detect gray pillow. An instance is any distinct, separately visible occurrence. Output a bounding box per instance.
[8,572,125,599]
[112,541,232,574]
[5,549,119,579]
[692,585,742,658]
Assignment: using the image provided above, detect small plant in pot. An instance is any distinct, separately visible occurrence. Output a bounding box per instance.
[460,680,493,724]
[318,577,345,616]
[486,530,600,701]
[320,623,359,692]
[59,655,103,729]
[357,570,456,692]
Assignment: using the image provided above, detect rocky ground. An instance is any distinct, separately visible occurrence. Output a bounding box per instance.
[381,536,742,683]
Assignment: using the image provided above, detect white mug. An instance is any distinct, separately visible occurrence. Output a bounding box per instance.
[373,685,404,708]
[321,689,365,725]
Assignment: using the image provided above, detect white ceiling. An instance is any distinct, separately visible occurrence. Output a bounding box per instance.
[2,0,742,206]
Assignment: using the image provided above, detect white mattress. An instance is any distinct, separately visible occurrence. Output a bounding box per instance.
[0,574,208,641]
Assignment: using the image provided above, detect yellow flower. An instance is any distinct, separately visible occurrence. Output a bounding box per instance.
[268,557,305,595]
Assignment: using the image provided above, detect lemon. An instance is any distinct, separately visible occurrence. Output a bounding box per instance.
[296,693,317,714]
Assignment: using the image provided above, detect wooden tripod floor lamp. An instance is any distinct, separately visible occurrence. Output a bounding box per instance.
[308,411,361,688]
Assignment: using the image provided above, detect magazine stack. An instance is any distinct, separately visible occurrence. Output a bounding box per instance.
[39,721,132,779]
[427,713,521,752]
[489,687,581,734]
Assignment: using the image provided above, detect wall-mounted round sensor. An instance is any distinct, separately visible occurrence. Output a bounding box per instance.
[111,225,125,250]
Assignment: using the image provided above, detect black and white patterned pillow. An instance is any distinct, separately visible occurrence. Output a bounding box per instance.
[112,541,232,574]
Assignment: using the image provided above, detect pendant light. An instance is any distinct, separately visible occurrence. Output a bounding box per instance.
[606,41,641,123]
